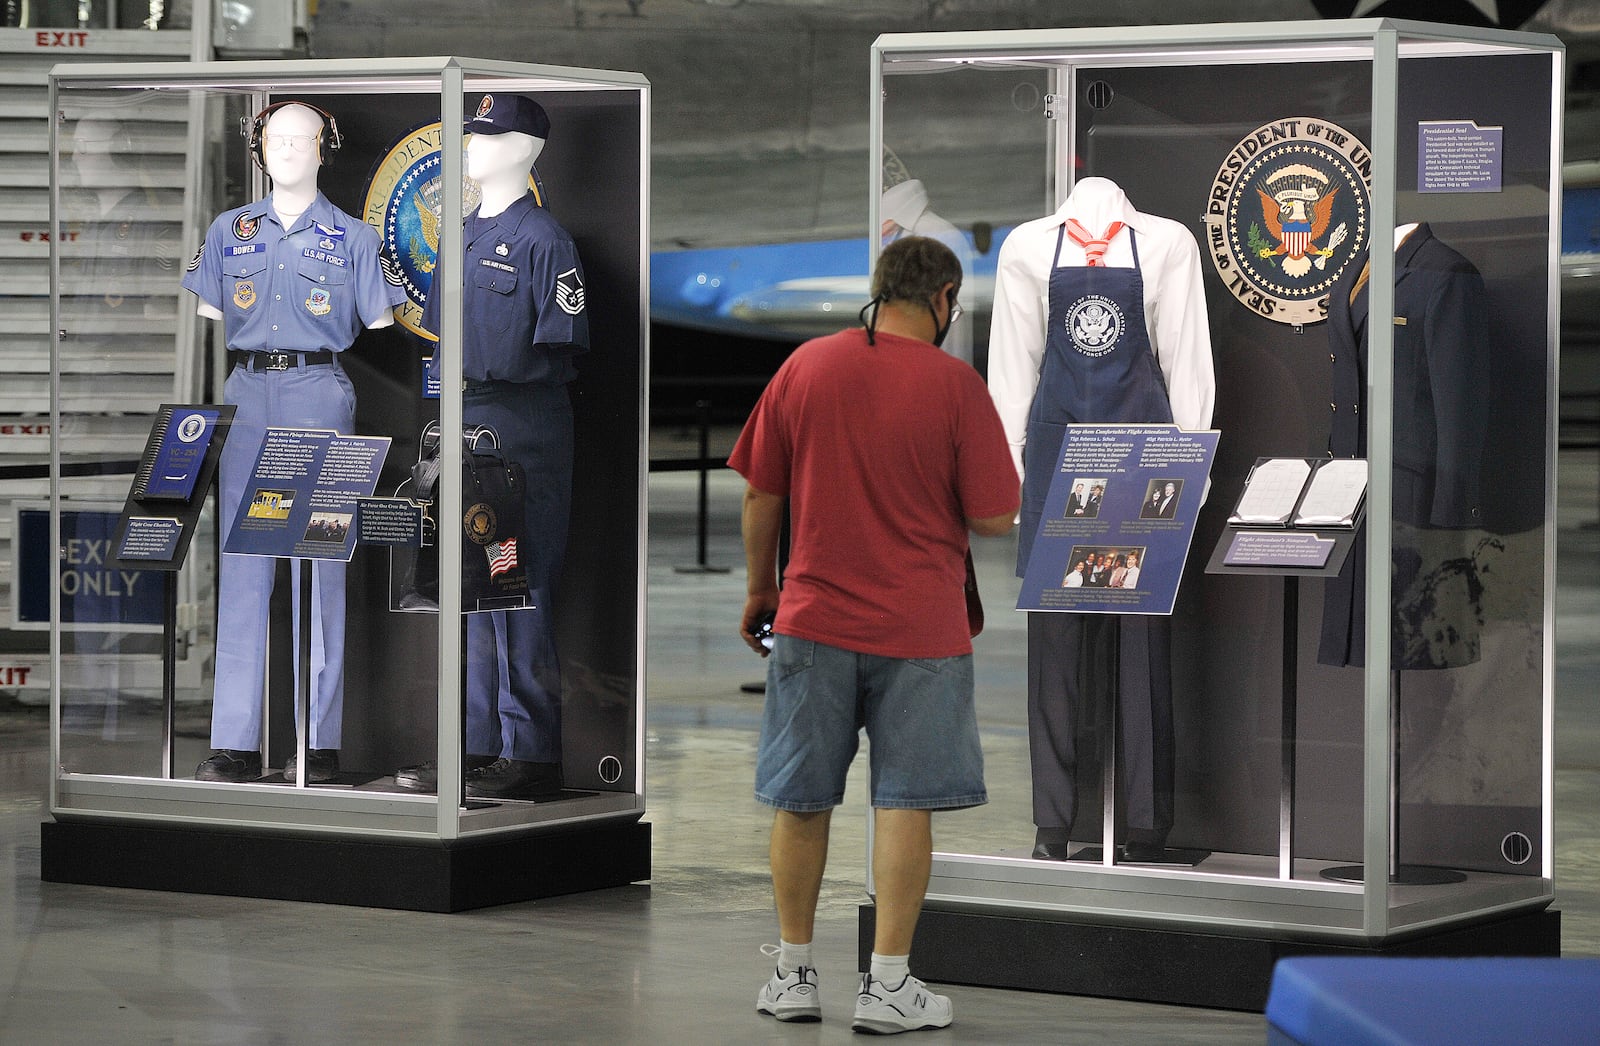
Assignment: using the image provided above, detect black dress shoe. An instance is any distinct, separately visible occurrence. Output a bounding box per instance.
[1032,828,1071,861]
[464,758,563,800]
[283,749,339,783]
[195,750,262,782]
[392,755,496,793]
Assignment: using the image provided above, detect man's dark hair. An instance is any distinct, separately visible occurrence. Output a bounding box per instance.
[870,236,962,306]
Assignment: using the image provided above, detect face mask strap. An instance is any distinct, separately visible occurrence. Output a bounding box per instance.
[929,287,956,349]
[859,296,884,345]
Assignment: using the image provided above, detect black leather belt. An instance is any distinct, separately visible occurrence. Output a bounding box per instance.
[237,351,337,372]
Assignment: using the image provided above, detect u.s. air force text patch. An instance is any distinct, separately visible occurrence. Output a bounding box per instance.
[1204,117,1371,327]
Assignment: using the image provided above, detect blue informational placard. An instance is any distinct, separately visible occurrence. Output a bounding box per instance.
[1417,119,1503,194]
[1017,425,1219,616]
[222,428,392,562]
[14,507,165,630]
[423,356,440,401]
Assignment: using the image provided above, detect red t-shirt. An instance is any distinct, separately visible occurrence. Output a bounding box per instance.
[729,327,1019,658]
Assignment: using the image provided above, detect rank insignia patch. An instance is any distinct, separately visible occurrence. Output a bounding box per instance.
[1204,117,1371,326]
[232,212,259,241]
[186,243,205,273]
[305,289,332,316]
[380,251,405,287]
[233,280,256,310]
[555,267,585,316]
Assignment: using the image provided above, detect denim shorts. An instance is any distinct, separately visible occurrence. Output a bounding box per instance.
[754,635,987,812]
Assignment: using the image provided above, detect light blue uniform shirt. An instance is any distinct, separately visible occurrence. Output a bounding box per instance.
[183,193,404,351]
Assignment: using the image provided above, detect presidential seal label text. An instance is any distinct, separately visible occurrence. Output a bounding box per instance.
[1205,117,1371,326]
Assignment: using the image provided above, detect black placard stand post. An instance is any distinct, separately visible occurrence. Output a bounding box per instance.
[289,561,312,788]
[1205,483,1362,881]
[161,572,179,780]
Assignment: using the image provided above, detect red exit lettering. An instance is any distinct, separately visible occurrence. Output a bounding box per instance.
[0,666,33,687]
[36,31,90,47]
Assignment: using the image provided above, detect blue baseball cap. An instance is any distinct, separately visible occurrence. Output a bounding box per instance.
[464,94,551,139]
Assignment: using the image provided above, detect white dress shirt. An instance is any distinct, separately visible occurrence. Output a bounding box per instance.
[987,177,1215,481]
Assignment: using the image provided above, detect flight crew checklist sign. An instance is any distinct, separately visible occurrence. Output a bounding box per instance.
[222,428,391,563]
[1017,424,1219,616]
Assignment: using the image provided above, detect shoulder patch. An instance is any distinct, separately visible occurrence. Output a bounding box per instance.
[186,242,205,273]
[380,251,405,287]
[555,267,585,316]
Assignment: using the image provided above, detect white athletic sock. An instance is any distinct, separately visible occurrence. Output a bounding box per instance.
[869,952,910,986]
[779,939,813,974]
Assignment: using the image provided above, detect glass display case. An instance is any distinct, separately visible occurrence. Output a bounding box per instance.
[42,57,649,909]
[867,19,1561,981]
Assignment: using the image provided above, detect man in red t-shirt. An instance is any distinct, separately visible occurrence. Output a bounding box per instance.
[730,237,1018,1034]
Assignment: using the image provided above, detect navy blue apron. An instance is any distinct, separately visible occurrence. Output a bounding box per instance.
[1017,224,1172,574]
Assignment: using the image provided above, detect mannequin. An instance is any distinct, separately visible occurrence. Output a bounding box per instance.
[394,94,589,801]
[881,177,975,366]
[988,176,1214,862]
[183,102,403,784]
[69,117,173,315]
[1319,221,1490,669]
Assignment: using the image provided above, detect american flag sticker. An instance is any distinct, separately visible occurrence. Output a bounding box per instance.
[486,538,519,578]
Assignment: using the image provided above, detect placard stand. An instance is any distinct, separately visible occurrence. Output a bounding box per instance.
[1206,477,1361,880]
[108,403,236,781]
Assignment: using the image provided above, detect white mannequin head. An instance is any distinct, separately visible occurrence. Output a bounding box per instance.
[468,130,542,182]
[467,130,544,216]
[261,103,326,193]
[71,116,131,184]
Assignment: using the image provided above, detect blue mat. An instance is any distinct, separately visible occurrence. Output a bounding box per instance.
[1266,957,1600,1045]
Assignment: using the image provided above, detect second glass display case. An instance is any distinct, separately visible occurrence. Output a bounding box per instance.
[869,19,1561,954]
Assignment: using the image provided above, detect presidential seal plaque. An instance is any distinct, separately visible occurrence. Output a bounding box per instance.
[1204,117,1371,327]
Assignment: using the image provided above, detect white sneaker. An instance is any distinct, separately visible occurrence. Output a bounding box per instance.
[852,972,953,1034]
[756,953,821,1023]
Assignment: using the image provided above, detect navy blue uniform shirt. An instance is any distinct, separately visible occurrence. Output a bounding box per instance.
[422,192,590,385]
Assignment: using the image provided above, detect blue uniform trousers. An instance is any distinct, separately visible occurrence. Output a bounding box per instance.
[462,380,572,763]
[212,359,356,751]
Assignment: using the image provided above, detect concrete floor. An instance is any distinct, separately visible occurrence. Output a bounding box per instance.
[1,450,1596,1044]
